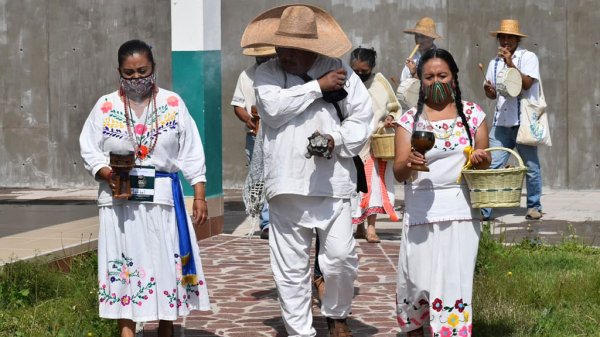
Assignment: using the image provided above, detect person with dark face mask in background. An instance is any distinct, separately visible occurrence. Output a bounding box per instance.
[80,39,211,337]
[393,48,490,337]
[349,47,400,243]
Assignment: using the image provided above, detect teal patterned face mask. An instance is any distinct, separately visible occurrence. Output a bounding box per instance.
[423,81,455,105]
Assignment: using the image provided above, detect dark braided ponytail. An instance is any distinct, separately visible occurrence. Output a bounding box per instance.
[413,48,472,146]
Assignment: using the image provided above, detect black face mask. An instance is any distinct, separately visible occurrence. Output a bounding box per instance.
[358,73,371,83]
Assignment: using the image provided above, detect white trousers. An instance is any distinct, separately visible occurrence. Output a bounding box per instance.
[396,220,480,336]
[269,195,358,337]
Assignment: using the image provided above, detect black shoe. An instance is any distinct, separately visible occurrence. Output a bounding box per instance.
[260,228,269,240]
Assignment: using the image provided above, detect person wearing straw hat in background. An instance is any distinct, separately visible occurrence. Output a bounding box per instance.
[400,17,441,82]
[396,17,441,110]
[481,19,543,221]
[241,4,373,337]
[231,46,277,239]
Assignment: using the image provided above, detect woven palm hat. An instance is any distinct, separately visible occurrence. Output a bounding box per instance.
[489,19,528,38]
[403,17,442,39]
[240,4,352,58]
[242,46,277,57]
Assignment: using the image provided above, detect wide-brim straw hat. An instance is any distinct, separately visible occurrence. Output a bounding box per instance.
[403,17,442,39]
[243,46,277,57]
[241,4,351,58]
[489,19,528,38]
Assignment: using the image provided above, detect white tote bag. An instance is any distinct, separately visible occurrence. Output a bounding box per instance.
[517,81,552,146]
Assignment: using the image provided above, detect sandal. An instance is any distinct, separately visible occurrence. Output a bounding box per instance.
[365,225,381,243]
[354,223,366,239]
[326,317,353,337]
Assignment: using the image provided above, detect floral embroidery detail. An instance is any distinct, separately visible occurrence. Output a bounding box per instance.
[134,123,147,135]
[459,137,468,145]
[101,101,113,113]
[167,96,179,107]
[432,298,443,312]
[458,325,469,337]
[99,255,157,307]
[454,299,466,313]
[447,313,460,328]
[121,295,131,306]
[397,317,406,327]
[463,310,470,322]
[438,326,453,337]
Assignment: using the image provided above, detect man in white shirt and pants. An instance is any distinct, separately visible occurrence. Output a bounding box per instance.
[242,4,373,337]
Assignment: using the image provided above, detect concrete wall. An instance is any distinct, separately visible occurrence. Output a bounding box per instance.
[0,0,171,188]
[221,0,600,189]
[1,1,599,190]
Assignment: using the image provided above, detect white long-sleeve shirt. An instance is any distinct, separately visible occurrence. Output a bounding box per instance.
[254,55,373,200]
[79,88,206,206]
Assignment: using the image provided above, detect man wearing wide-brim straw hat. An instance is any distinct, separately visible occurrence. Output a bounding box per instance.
[482,19,544,221]
[241,4,373,337]
[400,16,442,81]
[231,46,276,240]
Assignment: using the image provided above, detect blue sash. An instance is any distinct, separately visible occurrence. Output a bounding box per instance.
[156,171,197,285]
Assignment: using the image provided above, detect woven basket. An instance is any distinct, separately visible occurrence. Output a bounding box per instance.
[462,147,528,208]
[371,127,395,160]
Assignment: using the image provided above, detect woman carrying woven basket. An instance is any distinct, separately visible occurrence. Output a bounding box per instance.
[392,48,490,337]
[350,47,400,243]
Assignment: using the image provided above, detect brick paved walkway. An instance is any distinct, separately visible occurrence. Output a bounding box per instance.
[142,234,403,337]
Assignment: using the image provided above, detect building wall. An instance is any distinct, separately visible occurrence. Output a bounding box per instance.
[0,0,172,188]
[221,0,600,189]
[1,1,599,190]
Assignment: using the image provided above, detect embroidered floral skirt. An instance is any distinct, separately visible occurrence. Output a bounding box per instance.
[352,155,398,224]
[98,204,211,321]
[396,220,480,336]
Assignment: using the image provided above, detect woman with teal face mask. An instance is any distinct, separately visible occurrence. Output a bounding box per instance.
[392,48,491,337]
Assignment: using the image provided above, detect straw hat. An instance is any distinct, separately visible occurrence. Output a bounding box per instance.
[489,19,528,38]
[240,4,351,58]
[243,46,277,57]
[403,17,442,39]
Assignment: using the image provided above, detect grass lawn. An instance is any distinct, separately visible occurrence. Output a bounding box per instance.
[1,228,598,337]
[473,226,600,336]
[0,254,118,336]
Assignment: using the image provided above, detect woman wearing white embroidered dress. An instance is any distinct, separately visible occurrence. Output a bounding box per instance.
[79,40,210,337]
[393,48,490,337]
[349,47,400,243]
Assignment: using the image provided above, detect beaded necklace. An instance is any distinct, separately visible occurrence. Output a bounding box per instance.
[122,91,159,161]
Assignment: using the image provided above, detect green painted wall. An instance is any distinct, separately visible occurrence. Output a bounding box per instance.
[172,51,222,198]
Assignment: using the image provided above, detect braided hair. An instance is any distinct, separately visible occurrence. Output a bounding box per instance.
[350,47,377,68]
[414,48,473,146]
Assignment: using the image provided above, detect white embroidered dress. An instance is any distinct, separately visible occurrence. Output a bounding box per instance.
[394,101,485,336]
[79,88,211,321]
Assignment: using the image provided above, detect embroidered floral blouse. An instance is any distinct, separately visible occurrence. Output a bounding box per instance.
[395,101,486,225]
[80,88,206,206]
